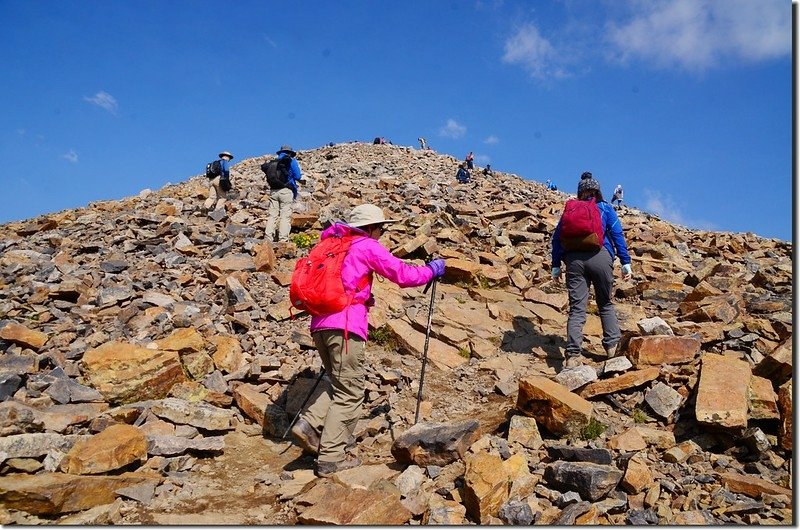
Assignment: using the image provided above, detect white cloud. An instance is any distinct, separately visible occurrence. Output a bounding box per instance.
[84,91,118,113]
[606,0,791,71]
[502,23,569,79]
[643,189,715,230]
[475,154,491,165]
[484,135,499,145]
[438,119,467,139]
[63,150,78,163]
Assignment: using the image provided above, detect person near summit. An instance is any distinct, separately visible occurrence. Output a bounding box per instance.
[204,151,234,211]
[456,162,471,184]
[418,137,428,150]
[612,184,624,209]
[483,164,494,177]
[291,203,446,478]
[551,172,632,369]
[546,179,558,191]
[465,151,475,170]
[265,145,303,243]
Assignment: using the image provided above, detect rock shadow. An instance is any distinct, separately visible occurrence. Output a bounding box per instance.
[501,316,568,371]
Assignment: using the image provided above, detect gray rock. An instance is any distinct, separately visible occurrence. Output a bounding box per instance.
[150,398,234,431]
[637,316,674,335]
[554,365,597,390]
[742,427,771,454]
[0,433,88,458]
[553,500,591,525]
[544,461,623,501]
[0,373,22,400]
[498,499,534,525]
[546,445,613,465]
[602,356,633,375]
[146,435,225,456]
[391,420,480,467]
[644,381,683,419]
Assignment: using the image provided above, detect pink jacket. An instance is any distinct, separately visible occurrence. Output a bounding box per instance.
[309,223,435,340]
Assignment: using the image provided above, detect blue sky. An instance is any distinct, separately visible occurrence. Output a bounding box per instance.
[1,0,793,241]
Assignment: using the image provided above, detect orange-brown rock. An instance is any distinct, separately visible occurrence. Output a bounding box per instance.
[579,368,660,399]
[748,375,779,420]
[621,453,654,494]
[59,424,147,475]
[720,472,792,500]
[626,335,700,367]
[463,452,530,521]
[0,322,48,350]
[517,377,593,436]
[777,380,792,451]
[155,327,204,353]
[0,472,161,515]
[210,335,245,374]
[695,353,750,431]
[253,241,276,272]
[297,482,411,525]
[232,384,270,427]
[82,342,187,405]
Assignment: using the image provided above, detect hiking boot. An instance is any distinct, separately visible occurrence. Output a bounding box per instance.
[605,345,619,358]
[290,419,320,455]
[315,457,362,478]
[563,355,582,369]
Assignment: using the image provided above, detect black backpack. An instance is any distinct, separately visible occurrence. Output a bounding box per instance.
[261,156,292,189]
[205,159,222,179]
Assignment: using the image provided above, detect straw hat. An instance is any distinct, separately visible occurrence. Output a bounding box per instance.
[347,204,398,228]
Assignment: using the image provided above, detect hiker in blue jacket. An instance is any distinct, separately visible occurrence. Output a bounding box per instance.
[204,151,234,211]
[551,172,632,370]
[265,145,303,243]
[456,163,471,184]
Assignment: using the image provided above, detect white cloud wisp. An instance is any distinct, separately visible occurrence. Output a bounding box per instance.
[84,91,118,113]
[439,119,467,139]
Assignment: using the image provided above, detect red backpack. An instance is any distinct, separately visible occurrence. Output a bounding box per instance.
[289,235,369,316]
[559,198,605,251]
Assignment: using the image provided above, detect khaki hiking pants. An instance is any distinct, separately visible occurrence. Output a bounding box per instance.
[204,176,227,211]
[265,188,293,242]
[301,329,365,464]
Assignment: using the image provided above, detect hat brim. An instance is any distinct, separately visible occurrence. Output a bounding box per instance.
[276,149,296,157]
[349,218,398,228]
[218,152,233,159]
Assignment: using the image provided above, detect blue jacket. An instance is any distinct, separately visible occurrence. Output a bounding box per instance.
[278,152,303,199]
[219,158,231,179]
[552,200,631,268]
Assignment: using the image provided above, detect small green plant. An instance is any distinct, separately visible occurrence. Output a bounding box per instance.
[476,274,490,290]
[632,407,649,424]
[290,233,317,249]
[458,347,471,359]
[368,325,396,349]
[580,418,607,441]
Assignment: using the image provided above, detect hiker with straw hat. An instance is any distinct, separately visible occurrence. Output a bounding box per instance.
[265,145,303,243]
[290,203,446,478]
[204,150,234,211]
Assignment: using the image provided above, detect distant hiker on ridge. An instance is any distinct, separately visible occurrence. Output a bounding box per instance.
[546,179,558,191]
[465,151,474,170]
[204,151,234,211]
[289,203,446,477]
[456,162,471,184]
[612,184,624,209]
[483,164,494,177]
[418,137,428,150]
[551,171,632,371]
[264,145,303,243]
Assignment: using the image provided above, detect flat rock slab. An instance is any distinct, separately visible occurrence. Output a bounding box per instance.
[0,472,161,515]
[297,481,412,525]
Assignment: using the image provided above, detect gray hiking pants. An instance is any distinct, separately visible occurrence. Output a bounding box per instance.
[564,249,620,357]
[265,188,294,242]
[302,330,366,464]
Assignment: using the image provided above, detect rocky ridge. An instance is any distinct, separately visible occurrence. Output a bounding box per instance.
[0,142,793,524]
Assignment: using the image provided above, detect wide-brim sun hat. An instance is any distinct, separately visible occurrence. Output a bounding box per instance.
[218,151,234,159]
[276,145,296,157]
[347,204,399,228]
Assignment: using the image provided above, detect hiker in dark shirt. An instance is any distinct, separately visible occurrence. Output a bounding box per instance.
[456,163,471,184]
[265,145,303,243]
[204,151,234,211]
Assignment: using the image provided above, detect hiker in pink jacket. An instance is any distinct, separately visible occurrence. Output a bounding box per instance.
[291,204,446,477]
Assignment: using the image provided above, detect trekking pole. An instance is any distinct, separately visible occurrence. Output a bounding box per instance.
[414,277,438,425]
[281,368,325,439]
